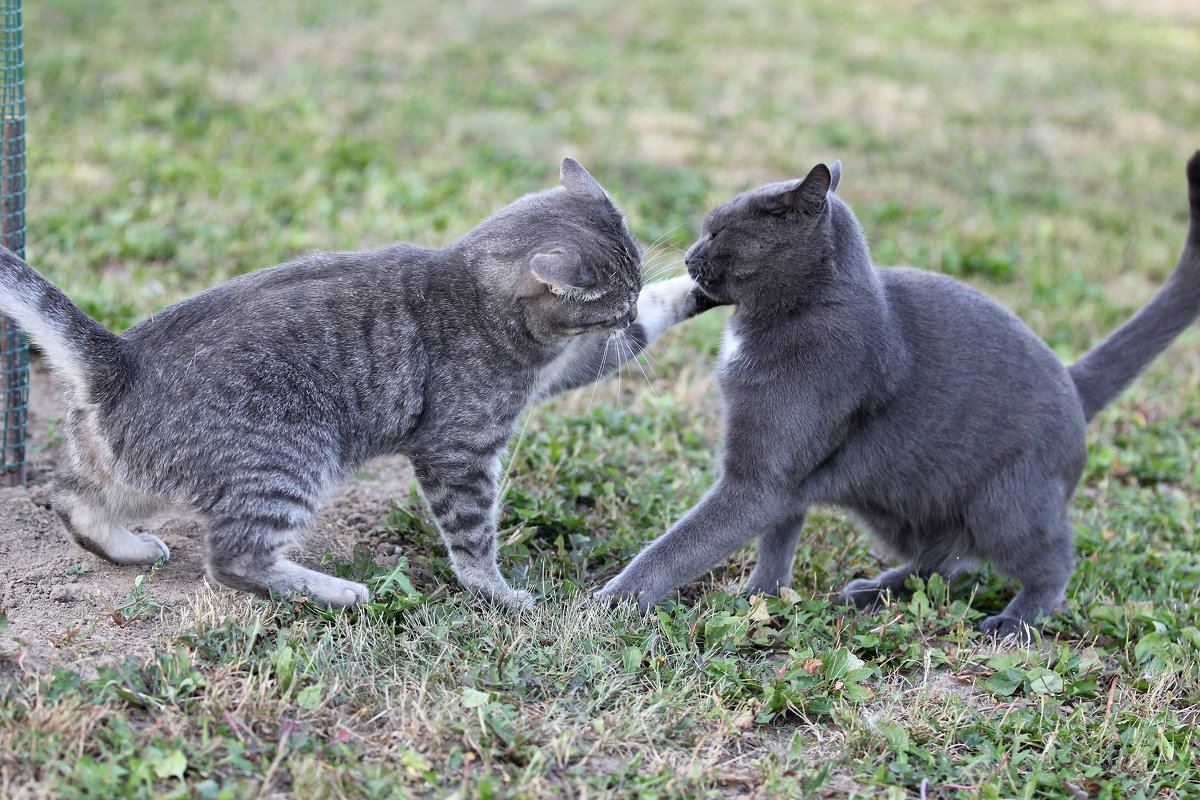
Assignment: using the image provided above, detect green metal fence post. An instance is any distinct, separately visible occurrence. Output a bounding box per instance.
[1,0,26,487]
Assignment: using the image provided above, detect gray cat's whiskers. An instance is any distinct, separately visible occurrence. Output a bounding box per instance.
[642,223,686,257]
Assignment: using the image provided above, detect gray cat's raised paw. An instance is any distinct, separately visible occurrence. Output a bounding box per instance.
[838,578,886,610]
[979,613,1039,645]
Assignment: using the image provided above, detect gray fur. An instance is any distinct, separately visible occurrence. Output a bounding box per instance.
[597,153,1200,640]
[0,157,704,609]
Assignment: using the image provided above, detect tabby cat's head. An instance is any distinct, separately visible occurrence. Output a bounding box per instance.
[685,161,843,306]
[477,158,642,344]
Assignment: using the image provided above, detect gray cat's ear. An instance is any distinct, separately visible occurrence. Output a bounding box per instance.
[560,157,609,202]
[757,164,832,215]
[530,250,595,294]
[829,160,842,193]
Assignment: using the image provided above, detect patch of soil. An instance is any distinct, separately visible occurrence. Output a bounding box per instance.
[0,360,413,679]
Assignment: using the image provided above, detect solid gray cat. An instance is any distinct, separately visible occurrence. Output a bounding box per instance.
[0,158,704,609]
[597,152,1200,639]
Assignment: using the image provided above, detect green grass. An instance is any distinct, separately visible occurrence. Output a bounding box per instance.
[5,0,1200,796]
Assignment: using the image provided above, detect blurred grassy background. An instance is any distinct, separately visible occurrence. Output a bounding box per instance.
[9,1,1200,797]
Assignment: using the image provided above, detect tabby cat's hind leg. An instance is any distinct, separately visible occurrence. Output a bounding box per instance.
[52,479,170,565]
[205,514,369,608]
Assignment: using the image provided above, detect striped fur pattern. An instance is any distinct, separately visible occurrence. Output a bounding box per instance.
[598,153,1200,641]
[0,158,704,609]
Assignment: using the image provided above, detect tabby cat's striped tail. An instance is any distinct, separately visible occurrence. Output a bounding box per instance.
[0,246,124,397]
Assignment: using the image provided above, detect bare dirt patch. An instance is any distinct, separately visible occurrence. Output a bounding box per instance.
[0,360,413,680]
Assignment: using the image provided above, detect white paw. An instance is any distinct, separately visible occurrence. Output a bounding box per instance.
[136,533,170,563]
[476,585,535,611]
[305,574,371,608]
[637,275,695,335]
[502,588,536,611]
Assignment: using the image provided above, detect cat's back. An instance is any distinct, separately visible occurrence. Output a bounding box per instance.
[99,245,436,479]
[872,266,1084,469]
[880,267,1062,377]
[123,244,432,350]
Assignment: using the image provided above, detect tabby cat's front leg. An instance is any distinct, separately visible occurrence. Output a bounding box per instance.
[537,275,723,399]
[410,453,533,609]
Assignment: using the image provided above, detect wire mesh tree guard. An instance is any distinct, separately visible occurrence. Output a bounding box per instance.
[1,0,26,487]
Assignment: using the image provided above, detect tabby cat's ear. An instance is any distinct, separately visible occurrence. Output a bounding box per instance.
[560,157,609,202]
[756,163,832,215]
[530,250,595,295]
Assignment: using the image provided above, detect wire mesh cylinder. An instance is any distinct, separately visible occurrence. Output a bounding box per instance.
[1,0,26,487]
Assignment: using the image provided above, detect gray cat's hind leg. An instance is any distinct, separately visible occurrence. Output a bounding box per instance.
[977,514,1073,642]
[742,508,808,596]
[411,455,533,610]
[52,480,170,565]
[970,477,1075,642]
[205,515,370,608]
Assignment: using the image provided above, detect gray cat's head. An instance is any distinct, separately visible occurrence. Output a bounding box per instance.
[685,161,843,306]
[467,158,643,343]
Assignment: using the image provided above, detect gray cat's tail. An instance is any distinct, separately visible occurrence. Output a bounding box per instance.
[0,246,125,397]
[1068,151,1200,422]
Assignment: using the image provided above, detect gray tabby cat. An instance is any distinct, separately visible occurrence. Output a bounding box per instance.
[0,158,703,609]
[598,152,1200,639]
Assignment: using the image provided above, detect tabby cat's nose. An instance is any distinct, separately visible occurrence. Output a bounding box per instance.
[627,303,638,324]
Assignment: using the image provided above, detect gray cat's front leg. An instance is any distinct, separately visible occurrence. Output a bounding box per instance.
[838,563,920,610]
[742,509,809,596]
[596,477,786,612]
[410,455,533,609]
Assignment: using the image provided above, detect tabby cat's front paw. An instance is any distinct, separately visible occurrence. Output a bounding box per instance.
[302,575,371,608]
[837,578,886,610]
[472,583,536,611]
[501,588,537,611]
[133,533,171,564]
